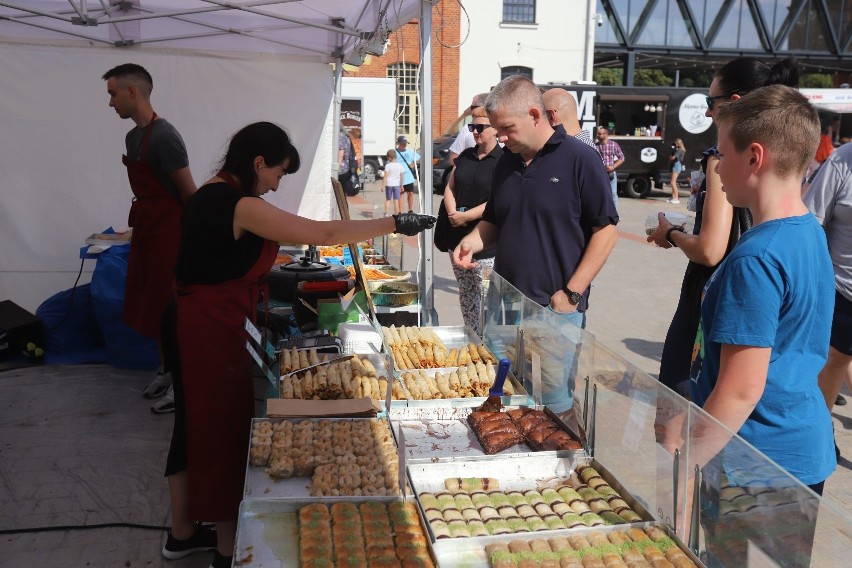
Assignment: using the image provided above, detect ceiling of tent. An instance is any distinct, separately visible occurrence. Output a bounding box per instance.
[0,0,422,61]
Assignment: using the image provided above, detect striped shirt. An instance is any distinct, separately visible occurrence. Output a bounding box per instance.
[574,128,596,149]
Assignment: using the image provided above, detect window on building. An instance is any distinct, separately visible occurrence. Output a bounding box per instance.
[503,0,535,23]
[501,66,533,81]
[387,62,420,134]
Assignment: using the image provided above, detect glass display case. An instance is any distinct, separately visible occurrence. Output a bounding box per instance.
[481,270,852,566]
[376,233,405,271]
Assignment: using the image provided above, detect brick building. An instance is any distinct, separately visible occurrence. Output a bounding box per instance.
[343,1,461,141]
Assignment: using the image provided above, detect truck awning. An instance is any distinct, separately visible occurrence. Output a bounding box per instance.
[810,102,852,114]
[599,94,670,102]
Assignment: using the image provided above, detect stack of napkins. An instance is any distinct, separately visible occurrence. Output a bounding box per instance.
[338,323,383,354]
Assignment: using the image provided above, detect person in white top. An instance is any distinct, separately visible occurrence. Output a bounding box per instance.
[381,149,405,216]
[448,93,490,163]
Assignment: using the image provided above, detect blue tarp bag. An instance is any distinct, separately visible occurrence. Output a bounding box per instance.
[36,284,107,365]
[90,245,158,370]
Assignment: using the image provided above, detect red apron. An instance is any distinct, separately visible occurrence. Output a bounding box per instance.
[122,113,184,339]
[177,173,278,522]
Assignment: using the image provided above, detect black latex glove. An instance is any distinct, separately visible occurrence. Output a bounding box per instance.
[393,212,437,236]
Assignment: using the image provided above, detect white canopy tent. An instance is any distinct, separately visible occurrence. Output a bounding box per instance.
[0,0,436,317]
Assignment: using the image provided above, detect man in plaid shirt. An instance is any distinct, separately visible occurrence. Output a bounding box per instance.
[595,125,624,210]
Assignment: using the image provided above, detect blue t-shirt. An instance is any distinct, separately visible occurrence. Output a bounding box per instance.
[691,213,835,485]
[481,126,618,309]
[395,147,420,185]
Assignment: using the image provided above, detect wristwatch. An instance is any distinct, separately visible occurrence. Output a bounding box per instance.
[665,225,686,247]
[563,285,582,305]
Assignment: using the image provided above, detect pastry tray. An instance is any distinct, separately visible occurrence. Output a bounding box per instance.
[277,352,407,407]
[406,455,657,542]
[388,325,496,370]
[388,406,585,463]
[243,417,397,500]
[427,521,706,568]
[234,496,431,568]
[393,365,530,408]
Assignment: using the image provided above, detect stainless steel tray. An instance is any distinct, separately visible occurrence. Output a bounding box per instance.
[244,417,398,499]
[276,352,406,406]
[427,522,705,568]
[235,496,423,568]
[387,325,497,370]
[389,406,585,462]
[406,455,656,544]
[394,365,530,408]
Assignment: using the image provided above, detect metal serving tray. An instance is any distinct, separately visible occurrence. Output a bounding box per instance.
[243,417,397,500]
[389,406,585,463]
[406,455,656,543]
[427,522,706,568]
[388,325,496,370]
[234,496,426,568]
[394,365,530,409]
[276,352,407,407]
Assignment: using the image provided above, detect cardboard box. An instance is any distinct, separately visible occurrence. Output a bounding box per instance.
[0,300,43,361]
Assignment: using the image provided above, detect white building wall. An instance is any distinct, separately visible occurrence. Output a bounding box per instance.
[457,1,590,115]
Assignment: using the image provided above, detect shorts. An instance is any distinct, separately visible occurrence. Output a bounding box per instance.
[830,289,852,356]
[402,183,415,193]
[385,185,401,200]
[672,162,683,174]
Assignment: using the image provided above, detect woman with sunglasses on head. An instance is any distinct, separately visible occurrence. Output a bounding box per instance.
[436,107,503,334]
[647,57,800,439]
[165,122,435,568]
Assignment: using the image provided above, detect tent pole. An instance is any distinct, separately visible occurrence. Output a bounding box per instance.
[333,55,344,215]
[419,0,436,326]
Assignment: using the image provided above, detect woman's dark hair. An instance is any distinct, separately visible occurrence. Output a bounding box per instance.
[715,57,800,97]
[219,122,301,194]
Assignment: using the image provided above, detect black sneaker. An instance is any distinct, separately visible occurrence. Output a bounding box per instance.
[162,524,217,560]
[836,394,847,406]
[210,550,233,568]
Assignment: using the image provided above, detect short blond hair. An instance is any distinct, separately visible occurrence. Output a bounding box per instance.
[713,84,819,179]
[485,75,544,118]
[471,106,488,120]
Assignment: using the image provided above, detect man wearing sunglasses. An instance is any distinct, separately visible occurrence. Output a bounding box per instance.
[448,93,490,163]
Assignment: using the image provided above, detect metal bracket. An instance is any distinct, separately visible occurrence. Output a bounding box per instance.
[688,464,702,554]
[589,384,598,457]
[71,16,98,26]
[672,448,680,533]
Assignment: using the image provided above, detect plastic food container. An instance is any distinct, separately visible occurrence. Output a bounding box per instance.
[645,211,694,235]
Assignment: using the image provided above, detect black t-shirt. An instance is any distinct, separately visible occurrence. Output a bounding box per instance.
[125,118,189,199]
[175,182,264,286]
[482,126,618,308]
[451,144,503,259]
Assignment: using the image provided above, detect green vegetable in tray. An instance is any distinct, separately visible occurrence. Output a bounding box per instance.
[374,285,400,293]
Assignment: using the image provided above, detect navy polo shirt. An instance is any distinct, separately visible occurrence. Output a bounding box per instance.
[481,125,618,309]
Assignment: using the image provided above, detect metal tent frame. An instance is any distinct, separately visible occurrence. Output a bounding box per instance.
[0,0,438,321]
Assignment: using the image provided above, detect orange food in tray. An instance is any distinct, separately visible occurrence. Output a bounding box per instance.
[319,245,346,257]
[272,253,294,266]
[347,266,393,280]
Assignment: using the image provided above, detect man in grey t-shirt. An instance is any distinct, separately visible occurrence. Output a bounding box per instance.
[804,142,852,412]
[103,63,196,414]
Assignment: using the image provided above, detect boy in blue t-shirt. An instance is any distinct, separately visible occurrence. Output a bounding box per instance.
[690,85,836,491]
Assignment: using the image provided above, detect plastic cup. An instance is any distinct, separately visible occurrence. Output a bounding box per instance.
[645,211,694,235]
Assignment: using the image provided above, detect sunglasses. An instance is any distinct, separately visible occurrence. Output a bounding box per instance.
[706,92,745,111]
[468,123,492,133]
[470,104,481,111]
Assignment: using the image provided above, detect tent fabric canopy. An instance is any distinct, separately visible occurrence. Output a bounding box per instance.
[0,0,431,315]
[0,1,422,61]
